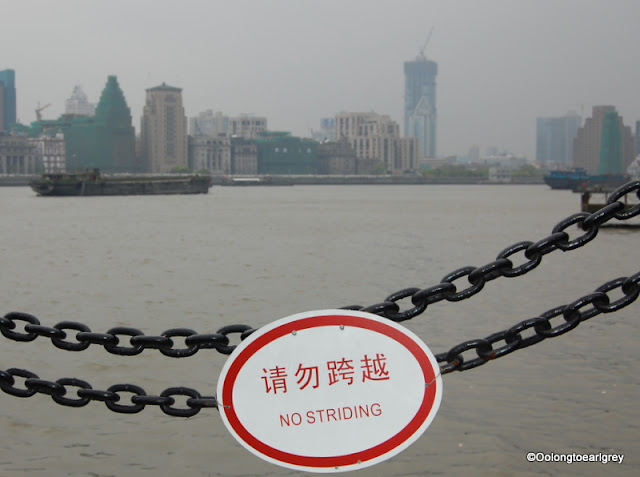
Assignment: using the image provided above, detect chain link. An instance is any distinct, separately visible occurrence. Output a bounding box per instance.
[0,368,217,416]
[2,181,639,416]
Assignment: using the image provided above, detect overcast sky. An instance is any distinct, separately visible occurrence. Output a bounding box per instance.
[3,0,639,160]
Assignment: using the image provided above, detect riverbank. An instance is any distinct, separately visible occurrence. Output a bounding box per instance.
[209,174,544,186]
[1,174,544,187]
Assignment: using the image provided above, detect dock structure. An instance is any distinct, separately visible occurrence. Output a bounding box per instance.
[579,186,639,215]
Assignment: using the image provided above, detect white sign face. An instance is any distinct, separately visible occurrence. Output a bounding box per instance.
[216,309,442,473]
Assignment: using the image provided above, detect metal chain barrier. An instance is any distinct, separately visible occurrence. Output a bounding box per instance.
[2,181,639,416]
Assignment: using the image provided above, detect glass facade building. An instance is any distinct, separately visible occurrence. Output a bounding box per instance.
[0,69,16,133]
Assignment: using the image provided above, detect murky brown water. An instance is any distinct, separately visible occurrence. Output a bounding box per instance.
[1,184,638,476]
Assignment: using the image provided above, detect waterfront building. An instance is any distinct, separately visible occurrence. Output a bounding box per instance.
[536,112,581,168]
[0,69,16,133]
[141,82,188,173]
[489,167,512,183]
[317,137,356,174]
[481,153,527,169]
[188,134,231,174]
[335,111,417,174]
[65,76,138,173]
[255,131,317,174]
[65,85,95,117]
[572,105,634,175]
[404,53,437,158]
[229,115,267,139]
[230,137,258,174]
[0,134,40,174]
[29,133,65,173]
[9,113,73,173]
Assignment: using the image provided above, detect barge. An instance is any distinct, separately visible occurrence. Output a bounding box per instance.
[30,170,212,196]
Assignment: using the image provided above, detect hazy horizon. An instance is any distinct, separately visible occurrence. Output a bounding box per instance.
[3,0,639,160]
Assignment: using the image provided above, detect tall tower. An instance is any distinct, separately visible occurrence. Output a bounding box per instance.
[404,47,437,158]
[141,83,188,173]
[0,69,16,133]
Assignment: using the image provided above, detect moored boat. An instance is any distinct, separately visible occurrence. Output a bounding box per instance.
[543,168,629,191]
[30,170,212,196]
[544,169,629,191]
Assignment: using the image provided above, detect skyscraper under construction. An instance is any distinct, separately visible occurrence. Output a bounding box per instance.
[572,105,634,175]
[404,42,437,159]
[65,75,138,173]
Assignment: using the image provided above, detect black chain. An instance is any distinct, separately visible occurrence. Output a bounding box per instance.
[2,181,639,416]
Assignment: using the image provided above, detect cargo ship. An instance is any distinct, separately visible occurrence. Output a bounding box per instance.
[30,170,212,196]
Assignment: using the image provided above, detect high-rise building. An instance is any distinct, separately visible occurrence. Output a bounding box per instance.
[190,110,229,136]
[635,120,640,157]
[335,111,417,174]
[0,69,17,133]
[536,112,581,168]
[572,105,634,174]
[404,54,437,158]
[141,83,188,173]
[65,85,95,117]
[65,75,138,173]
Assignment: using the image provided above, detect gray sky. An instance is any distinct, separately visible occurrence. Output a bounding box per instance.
[3,0,639,160]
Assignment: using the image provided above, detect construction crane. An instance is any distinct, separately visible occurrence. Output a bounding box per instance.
[419,27,435,59]
[35,102,51,121]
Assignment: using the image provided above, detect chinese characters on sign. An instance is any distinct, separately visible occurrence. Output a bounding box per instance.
[262,353,390,394]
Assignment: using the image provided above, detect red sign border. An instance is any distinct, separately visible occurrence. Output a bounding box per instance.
[218,311,440,470]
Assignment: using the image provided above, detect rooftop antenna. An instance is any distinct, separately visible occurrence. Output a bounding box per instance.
[419,27,435,59]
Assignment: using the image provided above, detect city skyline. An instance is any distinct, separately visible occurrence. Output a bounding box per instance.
[2,0,640,161]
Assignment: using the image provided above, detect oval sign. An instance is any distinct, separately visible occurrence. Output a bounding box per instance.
[217,309,442,472]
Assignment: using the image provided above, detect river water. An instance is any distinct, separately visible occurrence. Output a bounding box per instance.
[0,184,638,477]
